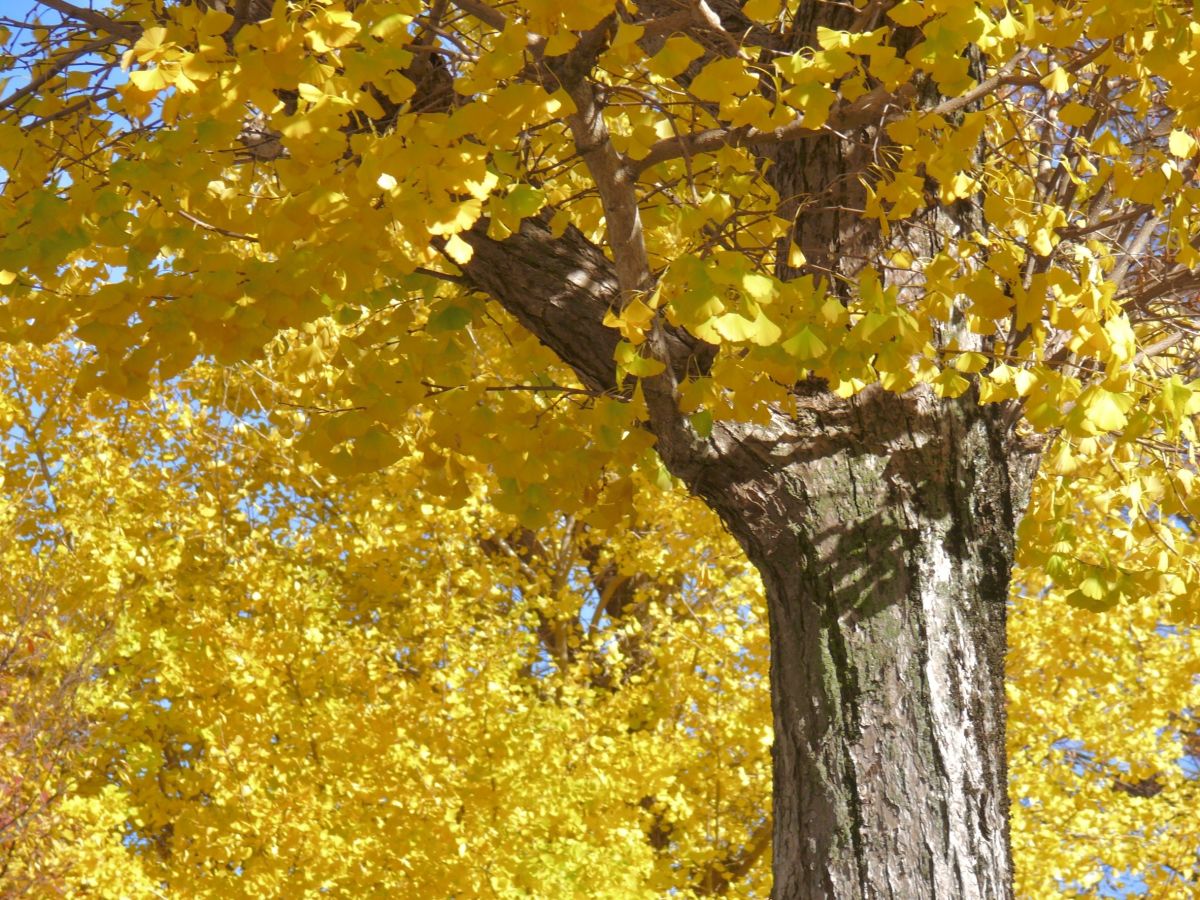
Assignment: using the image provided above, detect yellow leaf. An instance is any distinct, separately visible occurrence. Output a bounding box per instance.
[1057,102,1094,127]
[647,35,706,79]
[953,351,988,373]
[1041,66,1071,95]
[742,0,782,19]
[444,233,474,264]
[128,68,168,92]
[1047,439,1079,475]
[815,27,847,50]
[130,27,169,63]
[741,272,777,303]
[603,297,656,344]
[689,58,758,103]
[1013,368,1038,397]
[782,81,836,128]
[1103,316,1136,364]
[198,8,234,36]
[615,340,666,377]
[781,327,826,359]
[1080,387,1128,432]
[1169,129,1197,159]
[933,369,970,398]
[887,0,928,27]
[712,311,781,346]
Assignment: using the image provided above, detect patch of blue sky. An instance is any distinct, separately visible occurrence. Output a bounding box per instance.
[1095,866,1150,898]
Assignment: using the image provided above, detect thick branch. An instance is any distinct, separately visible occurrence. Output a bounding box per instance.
[37,0,140,38]
[457,218,713,394]
[448,0,506,32]
[545,20,652,301]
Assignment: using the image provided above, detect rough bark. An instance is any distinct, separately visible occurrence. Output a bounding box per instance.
[718,388,1037,899]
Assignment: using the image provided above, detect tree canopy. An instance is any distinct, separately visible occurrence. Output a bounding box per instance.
[2,0,1200,590]
[2,0,1200,895]
[1,0,1198,490]
[1,340,775,895]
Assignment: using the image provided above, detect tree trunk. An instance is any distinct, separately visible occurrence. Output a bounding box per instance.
[688,388,1038,898]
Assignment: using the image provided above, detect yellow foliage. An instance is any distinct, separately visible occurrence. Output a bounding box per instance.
[0,341,771,897]
[3,0,1200,893]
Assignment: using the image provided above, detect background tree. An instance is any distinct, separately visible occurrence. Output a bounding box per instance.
[2,0,1200,895]
[1009,437,1200,897]
[0,339,775,896]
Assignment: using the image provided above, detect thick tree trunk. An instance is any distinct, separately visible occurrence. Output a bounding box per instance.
[690,389,1038,898]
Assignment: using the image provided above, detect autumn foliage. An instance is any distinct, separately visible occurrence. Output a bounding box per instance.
[2,0,1200,895]
[0,335,1196,894]
[2,342,775,895]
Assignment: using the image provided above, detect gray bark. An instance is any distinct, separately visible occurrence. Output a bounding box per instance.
[733,388,1037,899]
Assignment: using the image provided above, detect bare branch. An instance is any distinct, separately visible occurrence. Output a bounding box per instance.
[0,35,120,113]
[176,208,259,243]
[419,380,609,397]
[448,0,508,34]
[37,0,139,38]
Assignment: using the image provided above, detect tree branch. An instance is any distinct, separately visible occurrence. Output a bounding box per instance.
[457,218,713,394]
[0,35,120,113]
[633,83,916,175]
[420,380,610,398]
[37,0,140,38]
[632,51,1036,177]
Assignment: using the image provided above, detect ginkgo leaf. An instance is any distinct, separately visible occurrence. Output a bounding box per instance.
[887,0,928,27]
[1041,66,1072,95]
[443,233,474,265]
[427,304,473,333]
[647,35,706,79]
[741,272,777,303]
[1079,387,1130,432]
[742,0,782,19]
[689,58,758,102]
[711,311,782,346]
[127,68,168,92]
[1057,102,1095,127]
[615,340,667,377]
[1168,129,1197,159]
[781,327,827,359]
[603,297,656,344]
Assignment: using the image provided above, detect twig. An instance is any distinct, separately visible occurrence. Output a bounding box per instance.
[0,35,120,112]
[633,83,916,175]
[176,208,259,242]
[419,380,608,397]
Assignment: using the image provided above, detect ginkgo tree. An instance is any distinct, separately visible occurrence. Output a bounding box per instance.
[3,0,1200,894]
